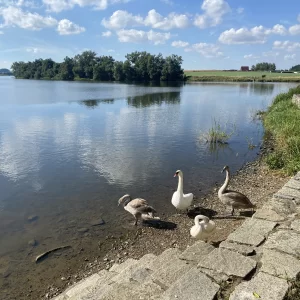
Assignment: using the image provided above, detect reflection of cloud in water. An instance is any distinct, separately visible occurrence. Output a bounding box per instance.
[0,117,45,190]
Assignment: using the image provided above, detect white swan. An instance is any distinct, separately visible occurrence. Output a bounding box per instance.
[171,170,193,212]
[118,194,159,226]
[190,215,216,241]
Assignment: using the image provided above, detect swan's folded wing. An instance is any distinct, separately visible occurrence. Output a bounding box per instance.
[129,198,148,208]
[136,205,157,214]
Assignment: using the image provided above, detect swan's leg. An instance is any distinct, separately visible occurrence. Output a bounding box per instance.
[133,215,138,226]
[231,207,235,216]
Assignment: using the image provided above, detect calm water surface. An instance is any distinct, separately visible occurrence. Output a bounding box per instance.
[0,77,297,298]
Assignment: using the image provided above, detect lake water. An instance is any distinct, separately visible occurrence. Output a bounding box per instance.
[0,77,297,299]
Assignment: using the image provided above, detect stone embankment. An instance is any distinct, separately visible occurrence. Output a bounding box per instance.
[292,94,300,107]
[52,172,300,300]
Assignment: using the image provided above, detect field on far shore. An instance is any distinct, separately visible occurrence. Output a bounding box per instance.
[184,70,300,82]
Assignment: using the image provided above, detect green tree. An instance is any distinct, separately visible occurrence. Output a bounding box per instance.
[113,61,125,81]
[290,64,300,72]
[93,56,115,81]
[59,57,74,80]
[73,51,97,79]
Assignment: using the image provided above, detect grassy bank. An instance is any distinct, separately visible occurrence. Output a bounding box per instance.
[185,70,300,82]
[263,85,300,174]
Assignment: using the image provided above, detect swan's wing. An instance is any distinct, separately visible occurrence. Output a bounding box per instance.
[136,205,157,214]
[183,193,193,202]
[130,198,148,208]
[224,190,254,207]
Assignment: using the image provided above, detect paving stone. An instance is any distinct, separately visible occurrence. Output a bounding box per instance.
[263,230,300,256]
[99,281,164,300]
[267,197,297,216]
[227,218,277,246]
[261,249,300,279]
[285,179,300,191]
[109,258,137,274]
[198,267,229,283]
[65,274,102,298]
[252,207,285,222]
[150,257,192,287]
[161,267,219,300]
[197,248,256,278]
[291,219,300,231]
[229,272,289,300]
[275,186,300,204]
[294,172,300,181]
[179,241,215,262]
[219,241,255,256]
[147,248,182,271]
[52,295,69,300]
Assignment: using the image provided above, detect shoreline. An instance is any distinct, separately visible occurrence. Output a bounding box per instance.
[186,76,300,82]
[44,142,289,299]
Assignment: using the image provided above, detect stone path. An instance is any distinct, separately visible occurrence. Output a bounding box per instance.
[52,172,300,300]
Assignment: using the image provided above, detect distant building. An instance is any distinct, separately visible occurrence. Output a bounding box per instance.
[240,66,249,71]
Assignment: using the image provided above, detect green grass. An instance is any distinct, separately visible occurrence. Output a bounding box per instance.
[263,85,300,174]
[201,118,236,144]
[184,70,300,82]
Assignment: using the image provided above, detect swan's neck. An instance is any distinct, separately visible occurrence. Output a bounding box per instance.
[194,215,208,225]
[219,170,230,196]
[177,173,184,193]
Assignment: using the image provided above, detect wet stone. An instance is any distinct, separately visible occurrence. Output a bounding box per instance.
[27,215,39,222]
[90,218,105,226]
[78,228,89,233]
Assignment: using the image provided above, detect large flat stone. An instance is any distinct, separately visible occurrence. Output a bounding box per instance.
[197,248,256,278]
[65,274,102,298]
[161,267,219,300]
[285,179,300,191]
[267,197,297,216]
[109,258,138,274]
[252,207,285,222]
[261,249,300,279]
[148,248,182,271]
[275,186,300,204]
[263,230,300,256]
[219,241,255,256]
[179,241,215,262]
[229,272,289,300]
[227,218,277,246]
[150,257,192,287]
[198,267,229,283]
[291,219,300,231]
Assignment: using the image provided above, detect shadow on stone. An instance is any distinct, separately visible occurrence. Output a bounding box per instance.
[187,207,218,219]
[239,210,256,217]
[142,220,177,230]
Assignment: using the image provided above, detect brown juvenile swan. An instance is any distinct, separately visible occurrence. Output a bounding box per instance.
[118,194,159,225]
[218,165,256,215]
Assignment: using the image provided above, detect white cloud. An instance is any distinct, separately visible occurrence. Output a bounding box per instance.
[0,31,3,34]
[284,54,296,60]
[116,29,171,45]
[0,0,38,8]
[144,9,189,30]
[237,7,244,14]
[101,10,143,30]
[43,0,130,12]
[108,49,115,52]
[102,30,112,37]
[57,19,85,35]
[262,51,280,57]
[219,24,287,44]
[26,47,39,53]
[160,0,174,5]
[244,54,260,59]
[289,24,300,35]
[171,40,189,48]
[273,40,300,52]
[185,42,224,58]
[0,6,57,30]
[194,0,231,29]
[102,9,189,31]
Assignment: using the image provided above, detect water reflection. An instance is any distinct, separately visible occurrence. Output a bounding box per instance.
[127,92,181,108]
[239,83,275,96]
[80,99,114,108]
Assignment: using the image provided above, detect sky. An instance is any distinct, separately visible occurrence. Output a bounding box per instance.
[1,0,300,70]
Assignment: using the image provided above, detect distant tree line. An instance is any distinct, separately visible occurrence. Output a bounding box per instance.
[11,51,185,82]
[290,64,300,72]
[251,62,276,72]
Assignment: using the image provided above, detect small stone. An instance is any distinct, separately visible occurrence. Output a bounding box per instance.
[2,270,11,278]
[90,218,105,226]
[27,215,38,222]
[77,228,89,233]
[61,277,66,281]
[28,239,37,247]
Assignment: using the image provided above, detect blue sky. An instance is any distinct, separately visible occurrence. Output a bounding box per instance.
[1,0,300,70]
